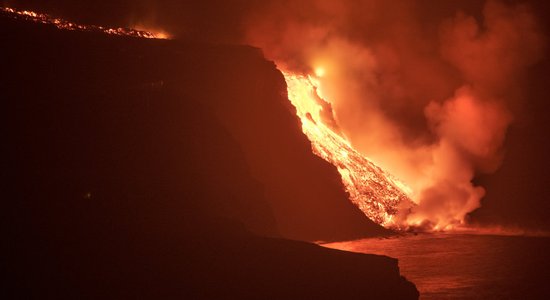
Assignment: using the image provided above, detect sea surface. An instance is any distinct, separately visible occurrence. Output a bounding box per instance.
[324,233,550,299]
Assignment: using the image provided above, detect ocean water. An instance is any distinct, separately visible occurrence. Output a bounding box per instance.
[324,233,550,299]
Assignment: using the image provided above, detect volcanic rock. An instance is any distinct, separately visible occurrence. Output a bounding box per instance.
[2,10,417,299]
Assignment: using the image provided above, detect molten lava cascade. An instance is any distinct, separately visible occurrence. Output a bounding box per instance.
[1,7,168,39]
[284,72,415,228]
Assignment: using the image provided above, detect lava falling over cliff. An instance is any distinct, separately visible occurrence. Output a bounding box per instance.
[247,0,546,231]
[284,72,414,228]
[6,1,546,232]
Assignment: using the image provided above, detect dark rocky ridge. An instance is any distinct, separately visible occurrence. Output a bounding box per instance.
[2,12,416,299]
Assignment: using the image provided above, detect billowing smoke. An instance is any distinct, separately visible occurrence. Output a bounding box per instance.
[245,0,545,230]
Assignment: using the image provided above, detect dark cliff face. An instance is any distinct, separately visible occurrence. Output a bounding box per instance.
[174,42,390,241]
[2,12,417,299]
[2,9,386,242]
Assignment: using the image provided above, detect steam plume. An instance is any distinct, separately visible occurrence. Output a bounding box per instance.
[245,0,545,230]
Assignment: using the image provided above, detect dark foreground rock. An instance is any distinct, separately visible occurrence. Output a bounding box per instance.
[2,11,417,299]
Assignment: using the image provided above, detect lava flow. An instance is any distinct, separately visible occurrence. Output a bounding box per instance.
[1,6,168,39]
[284,72,415,228]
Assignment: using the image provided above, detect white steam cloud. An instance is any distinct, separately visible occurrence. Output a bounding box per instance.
[245,0,545,229]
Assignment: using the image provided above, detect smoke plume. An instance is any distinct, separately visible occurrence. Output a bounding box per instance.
[245,0,545,229]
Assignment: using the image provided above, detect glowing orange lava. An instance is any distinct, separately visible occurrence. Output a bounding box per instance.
[1,7,169,39]
[284,72,415,228]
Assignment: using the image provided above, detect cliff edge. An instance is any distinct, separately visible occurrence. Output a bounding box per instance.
[2,11,417,299]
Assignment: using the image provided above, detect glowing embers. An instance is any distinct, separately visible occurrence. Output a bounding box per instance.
[1,7,168,39]
[284,72,414,228]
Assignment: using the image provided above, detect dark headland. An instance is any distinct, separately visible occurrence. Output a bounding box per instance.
[2,11,418,299]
